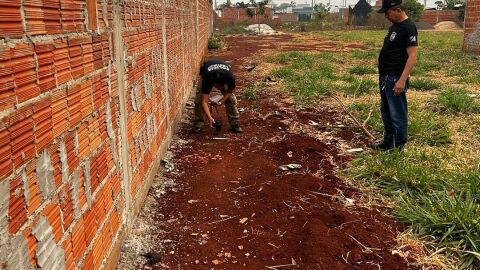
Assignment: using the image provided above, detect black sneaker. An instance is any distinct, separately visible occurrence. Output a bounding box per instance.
[231,124,243,133]
[368,142,392,151]
[192,126,202,134]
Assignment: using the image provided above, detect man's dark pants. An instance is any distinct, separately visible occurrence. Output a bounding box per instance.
[379,74,409,149]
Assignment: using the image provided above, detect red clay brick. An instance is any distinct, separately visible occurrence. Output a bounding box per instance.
[71,218,86,263]
[23,227,38,266]
[33,96,53,153]
[0,2,23,38]
[8,176,27,235]
[43,202,63,242]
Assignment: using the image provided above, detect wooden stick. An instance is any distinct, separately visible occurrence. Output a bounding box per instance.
[208,215,238,225]
[331,95,376,140]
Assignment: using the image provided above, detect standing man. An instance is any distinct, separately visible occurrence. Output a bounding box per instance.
[192,59,243,133]
[369,0,418,151]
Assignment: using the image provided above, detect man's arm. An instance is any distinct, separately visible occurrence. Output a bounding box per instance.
[394,46,417,96]
[201,94,215,127]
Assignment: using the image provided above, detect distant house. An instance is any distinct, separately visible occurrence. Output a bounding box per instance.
[292,6,314,22]
[349,0,372,25]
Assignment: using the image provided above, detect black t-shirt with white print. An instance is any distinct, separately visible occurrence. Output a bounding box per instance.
[378,18,418,76]
[199,60,235,94]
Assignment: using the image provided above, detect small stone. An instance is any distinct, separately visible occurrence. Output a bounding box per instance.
[212,259,221,265]
[238,245,244,250]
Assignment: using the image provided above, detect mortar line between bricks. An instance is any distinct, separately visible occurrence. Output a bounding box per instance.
[0,30,114,48]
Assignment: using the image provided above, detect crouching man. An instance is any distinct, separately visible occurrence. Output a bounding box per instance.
[192,59,243,133]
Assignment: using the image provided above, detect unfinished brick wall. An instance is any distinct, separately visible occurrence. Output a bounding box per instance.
[420,10,461,25]
[464,0,480,54]
[0,1,213,269]
[221,7,273,22]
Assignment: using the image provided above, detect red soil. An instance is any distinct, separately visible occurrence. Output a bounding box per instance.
[146,34,417,270]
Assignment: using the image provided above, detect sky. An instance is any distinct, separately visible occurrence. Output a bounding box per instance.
[213,0,438,9]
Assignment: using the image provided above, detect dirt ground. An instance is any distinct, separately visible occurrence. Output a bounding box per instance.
[117,34,419,270]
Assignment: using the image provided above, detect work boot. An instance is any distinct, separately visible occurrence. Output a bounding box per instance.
[230,123,243,133]
[368,142,392,151]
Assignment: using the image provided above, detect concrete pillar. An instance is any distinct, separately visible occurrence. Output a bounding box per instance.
[112,0,133,226]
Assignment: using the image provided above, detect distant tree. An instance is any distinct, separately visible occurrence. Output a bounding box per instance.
[402,0,424,22]
[235,1,248,8]
[313,3,330,21]
[291,1,296,7]
[258,0,269,16]
[246,7,255,18]
[445,0,464,9]
[249,0,257,7]
[458,2,465,20]
[225,0,233,7]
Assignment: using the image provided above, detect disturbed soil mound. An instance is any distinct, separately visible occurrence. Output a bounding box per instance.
[118,35,419,270]
[434,21,462,30]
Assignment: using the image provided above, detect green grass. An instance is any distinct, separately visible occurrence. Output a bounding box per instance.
[241,84,265,100]
[285,30,480,269]
[397,189,480,270]
[410,78,441,91]
[458,75,480,85]
[350,49,377,60]
[408,104,451,146]
[437,88,479,114]
[342,77,377,96]
[207,36,221,50]
[349,66,377,75]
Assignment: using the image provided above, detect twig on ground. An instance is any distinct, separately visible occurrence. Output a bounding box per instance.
[283,201,295,209]
[346,233,382,253]
[308,190,334,198]
[331,95,376,140]
[362,109,374,128]
[208,215,238,225]
[342,251,350,264]
[265,263,297,269]
[268,242,280,249]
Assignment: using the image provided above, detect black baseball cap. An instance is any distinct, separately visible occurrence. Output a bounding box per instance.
[378,0,402,13]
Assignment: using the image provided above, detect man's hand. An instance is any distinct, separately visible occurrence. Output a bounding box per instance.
[393,79,406,96]
[207,117,215,128]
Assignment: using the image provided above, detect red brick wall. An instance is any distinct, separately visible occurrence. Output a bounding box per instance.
[0,1,213,269]
[420,10,461,25]
[221,7,273,22]
[273,13,299,22]
[464,0,480,54]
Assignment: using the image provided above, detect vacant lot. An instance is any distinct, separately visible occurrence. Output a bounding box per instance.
[265,30,480,269]
[118,30,480,270]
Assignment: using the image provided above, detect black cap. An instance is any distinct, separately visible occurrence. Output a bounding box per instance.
[378,0,402,13]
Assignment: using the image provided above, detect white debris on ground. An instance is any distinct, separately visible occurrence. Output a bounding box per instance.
[245,24,277,35]
[116,137,190,269]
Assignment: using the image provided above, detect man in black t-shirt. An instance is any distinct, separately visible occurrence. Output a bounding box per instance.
[192,59,242,133]
[369,0,418,151]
